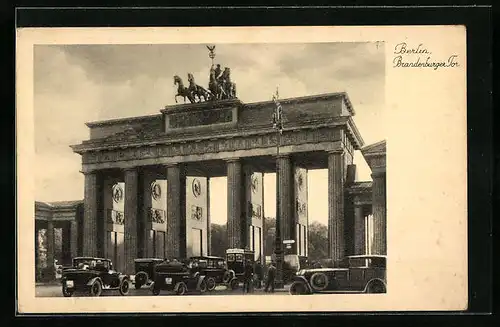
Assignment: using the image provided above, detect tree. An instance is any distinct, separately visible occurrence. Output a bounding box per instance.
[307,221,328,261]
[263,217,276,256]
[210,223,227,257]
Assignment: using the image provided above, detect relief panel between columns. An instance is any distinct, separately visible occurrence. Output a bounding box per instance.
[185,176,209,257]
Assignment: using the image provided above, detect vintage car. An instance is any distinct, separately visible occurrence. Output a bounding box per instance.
[133,258,165,289]
[150,260,208,296]
[225,248,262,290]
[289,255,387,295]
[60,257,131,297]
[188,256,229,291]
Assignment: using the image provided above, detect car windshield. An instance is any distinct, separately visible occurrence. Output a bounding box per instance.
[73,258,98,269]
[235,254,243,262]
[227,254,235,262]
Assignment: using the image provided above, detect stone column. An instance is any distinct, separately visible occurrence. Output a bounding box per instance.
[353,204,366,255]
[277,155,294,246]
[371,172,387,255]
[35,225,39,280]
[328,150,345,262]
[46,220,55,280]
[70,220,78,259]
[166,164,186,259]
[206,177,211,255]
[83,171,99,257]
[62,223,71,265]
[124,168,139,275]
[227,158,243,248]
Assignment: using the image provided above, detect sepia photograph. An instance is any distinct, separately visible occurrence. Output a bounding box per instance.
[17,26,467,313]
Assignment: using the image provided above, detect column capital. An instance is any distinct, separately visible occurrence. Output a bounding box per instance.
[327,149,344,155]
[225,157,241,163]
[371,170,386,178]
[165,163,180,168]
[80,169,98,176]
[275,154,291,159]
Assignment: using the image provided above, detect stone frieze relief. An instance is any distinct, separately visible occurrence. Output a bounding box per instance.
[82,127,340,164]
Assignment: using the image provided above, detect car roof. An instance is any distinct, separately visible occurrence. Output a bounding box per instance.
[73,257,110,261]
[226,248,253,254]
[134,258,165,262]
[190,256,225,260]
[304,268,349,272]
[347,255,387,259]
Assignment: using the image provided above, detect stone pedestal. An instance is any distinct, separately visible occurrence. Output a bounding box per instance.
[354,204,366,255]
[371,172,386,255]
[327,151,345,262]
[277,155,294,245]
[166,164,187,259]
[83,172,99,257]
[227,159,243,248]
[124,169,140,274]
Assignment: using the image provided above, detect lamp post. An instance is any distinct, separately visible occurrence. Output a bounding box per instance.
[272,88,284,289]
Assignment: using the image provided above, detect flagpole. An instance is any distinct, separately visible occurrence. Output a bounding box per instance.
[272,87,284,289]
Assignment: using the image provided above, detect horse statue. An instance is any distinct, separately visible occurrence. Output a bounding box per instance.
[173,75,195,104]
[187,73,212,102]
[220,67,237,99]
[209,65,226,100]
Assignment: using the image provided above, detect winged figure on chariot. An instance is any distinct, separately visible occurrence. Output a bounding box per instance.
[173,45,237,104]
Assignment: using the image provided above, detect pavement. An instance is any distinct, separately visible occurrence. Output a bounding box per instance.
[36,281,291,297]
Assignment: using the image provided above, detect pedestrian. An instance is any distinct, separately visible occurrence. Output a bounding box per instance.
[243,260,254,294]
[254,260,263,289]
[264,262,276,293]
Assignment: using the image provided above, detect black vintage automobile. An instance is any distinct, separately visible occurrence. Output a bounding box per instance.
[225,248,262,290]
[187,256,229,291]
[60,257,131,297]
[133,258,165,289]
[289,255,387,295]
[150,260,208,296]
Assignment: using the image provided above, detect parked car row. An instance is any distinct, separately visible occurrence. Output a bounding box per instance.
[59,251,386,297]
[59,248,264,297]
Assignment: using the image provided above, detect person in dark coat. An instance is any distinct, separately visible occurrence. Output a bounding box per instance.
[255,260,264,289]
[243,260,254,294]
[264,262,276,293]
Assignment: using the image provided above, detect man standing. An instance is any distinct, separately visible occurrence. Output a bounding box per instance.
[264,262,276,293]
[243,260,254,294]
[254,260,263,289]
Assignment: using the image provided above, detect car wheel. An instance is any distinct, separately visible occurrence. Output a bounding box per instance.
[229,278,239,290]
[222,271,232,283]
[289,281,308,295]
[89,280,102,297]
[119,279,130,296]
[199,279,208,293]
[206,277,216,291]
[151,283,160,296]
[62,286,73,297]
[175,282,187,296]
[366,281,386,293]
[310,272,329,292]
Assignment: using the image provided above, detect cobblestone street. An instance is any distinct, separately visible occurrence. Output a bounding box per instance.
[35,282,291,297]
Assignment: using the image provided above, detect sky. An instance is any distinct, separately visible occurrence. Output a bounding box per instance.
[34,42,385,226]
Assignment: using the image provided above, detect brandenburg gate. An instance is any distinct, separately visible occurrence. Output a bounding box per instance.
[71,92,385,275]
